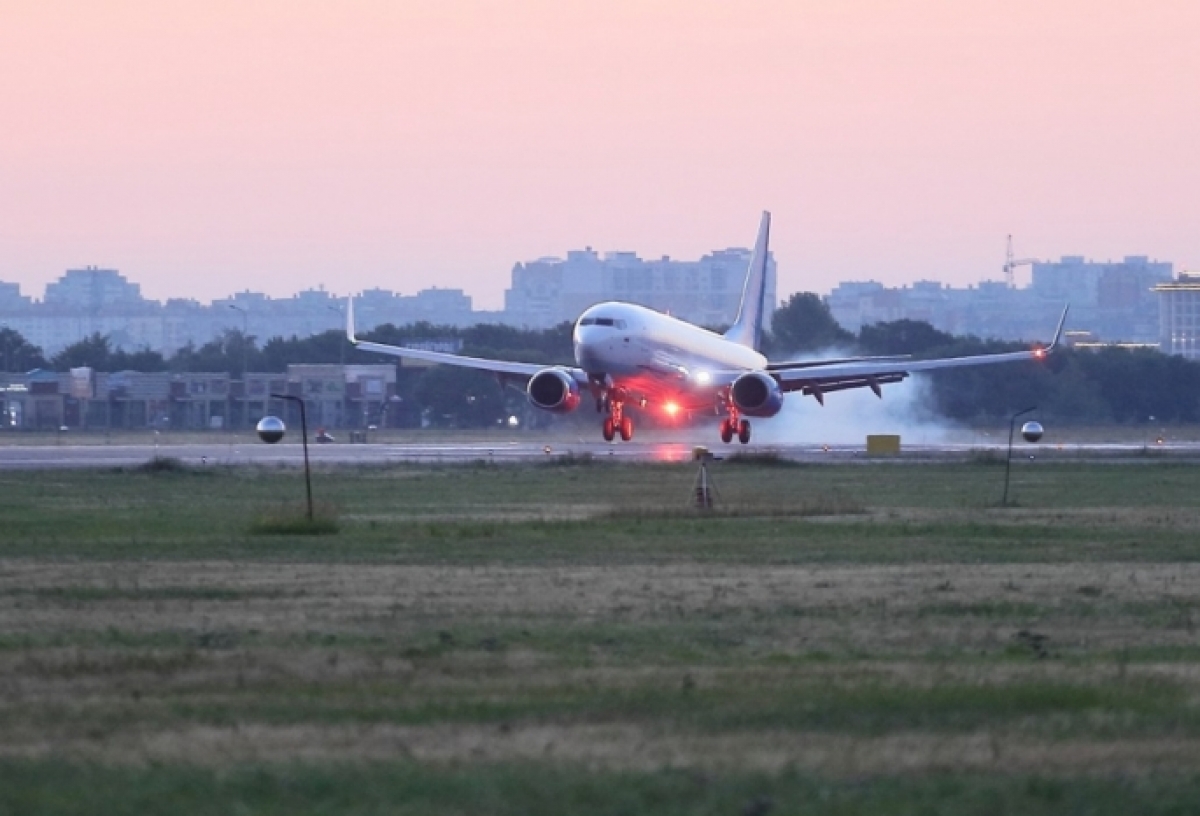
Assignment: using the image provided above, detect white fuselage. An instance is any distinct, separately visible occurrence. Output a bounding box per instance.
[572,302,766,380]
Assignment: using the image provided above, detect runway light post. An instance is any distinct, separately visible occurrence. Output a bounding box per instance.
[1002,406,1038,507]
[228,304,252,429]
[326,305,345,366]
[258,394,313,522]
[1,324,11,372]
[228,304,249,376]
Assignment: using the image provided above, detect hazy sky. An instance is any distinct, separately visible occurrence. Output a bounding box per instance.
[1,1,1196,308]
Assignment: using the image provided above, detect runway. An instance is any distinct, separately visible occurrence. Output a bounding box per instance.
[2,438,1200,469]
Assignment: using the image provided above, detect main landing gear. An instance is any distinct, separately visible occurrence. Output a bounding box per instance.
[718,409,752,445]
[600,391,633,442]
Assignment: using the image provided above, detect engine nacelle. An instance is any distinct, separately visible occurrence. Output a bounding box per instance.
[730,371,784,418]
[526,368,582,413]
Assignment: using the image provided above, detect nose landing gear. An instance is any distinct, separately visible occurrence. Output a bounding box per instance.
[601,393,634,442]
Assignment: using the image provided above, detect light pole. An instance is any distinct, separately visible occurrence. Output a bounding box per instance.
[268,393,313,522]
[1002,406,1037,507]
[228,304,249,429]
[227,304,249,376]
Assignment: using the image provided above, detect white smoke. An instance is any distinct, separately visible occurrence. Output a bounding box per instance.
[752,349,961,447]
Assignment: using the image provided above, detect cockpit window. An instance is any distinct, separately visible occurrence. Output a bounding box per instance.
[581,317,627,329]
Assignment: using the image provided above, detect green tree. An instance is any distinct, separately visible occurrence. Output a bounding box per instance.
[0,328,47,372]
[261,330,354,370]
[52,333,114,370]
[412,366,505,428]
[170,330,261,375]
[858,320,957,356]
[461,322,574,365]
[110,347,167,371]
[766,293,854,355]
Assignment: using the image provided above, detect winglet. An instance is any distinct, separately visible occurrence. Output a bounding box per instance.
[723,211,771,351]
[346,296,358,344]
[1045,304,1069,353]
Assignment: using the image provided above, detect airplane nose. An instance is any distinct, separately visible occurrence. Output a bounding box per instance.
[575,342,603,371]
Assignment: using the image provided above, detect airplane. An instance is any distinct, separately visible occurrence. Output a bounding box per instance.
[346,212,1067,444]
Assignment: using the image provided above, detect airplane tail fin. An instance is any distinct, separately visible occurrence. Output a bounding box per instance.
[345,296,358,344]
[723,211,771,351]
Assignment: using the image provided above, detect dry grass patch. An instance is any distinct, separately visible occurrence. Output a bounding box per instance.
[6,722,1200,777]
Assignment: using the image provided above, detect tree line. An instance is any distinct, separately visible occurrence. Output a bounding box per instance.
[2,294,1198,427]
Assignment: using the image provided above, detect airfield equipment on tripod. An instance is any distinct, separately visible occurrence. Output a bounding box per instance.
[691,446,720,509]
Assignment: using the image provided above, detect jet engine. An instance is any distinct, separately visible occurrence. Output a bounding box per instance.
[526,368,582,413]
[730,371,784,417]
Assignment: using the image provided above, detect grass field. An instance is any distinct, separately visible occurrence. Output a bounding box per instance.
[3,456,1200,813]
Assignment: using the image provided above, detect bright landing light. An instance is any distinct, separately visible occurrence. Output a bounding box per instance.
[694,370,712,385]
[664,402,680,417]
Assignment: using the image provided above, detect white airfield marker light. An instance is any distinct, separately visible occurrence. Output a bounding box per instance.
[256,416,286,444]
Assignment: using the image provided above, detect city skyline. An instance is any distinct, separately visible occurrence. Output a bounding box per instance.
[2,245,1176,310]
[2,2,1197,308]
[0,246,1175,357]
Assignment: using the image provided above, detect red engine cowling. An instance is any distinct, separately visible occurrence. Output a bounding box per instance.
[730,371,784,417]
[526,368,582,413]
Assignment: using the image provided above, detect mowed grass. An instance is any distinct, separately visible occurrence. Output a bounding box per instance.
[6,763,1200,816]
[4,458,1200,813]
[1,458,1199,562]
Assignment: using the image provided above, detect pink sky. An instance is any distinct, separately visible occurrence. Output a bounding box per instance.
[1,1,1196,309]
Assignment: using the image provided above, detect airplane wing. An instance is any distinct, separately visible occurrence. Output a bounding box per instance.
[765,354,912,371]
[345,297,583,381]
[770,306,1069,404]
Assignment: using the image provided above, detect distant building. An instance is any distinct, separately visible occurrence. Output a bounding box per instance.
[828,278,1047,340]
[504,247,776,329]
[44,267,144,310]
[0,281,30,310]
[1032,255,1170,343]
[0,270,483,356]
[0,247,1175,359]
[1154,273,1200,358]
[829,255,1172,344]
[353,286,476,331]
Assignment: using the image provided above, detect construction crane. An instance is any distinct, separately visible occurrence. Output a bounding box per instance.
[1003,235,1038,289]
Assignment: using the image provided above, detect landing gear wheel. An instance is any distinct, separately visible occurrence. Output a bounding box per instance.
[719,419,734,444]
[619,416,634,442]
[602,417,615,442]
[737,419,752,445]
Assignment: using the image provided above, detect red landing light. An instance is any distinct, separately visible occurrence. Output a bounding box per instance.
[1033,347,1046,359]
[664,402,680,417]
